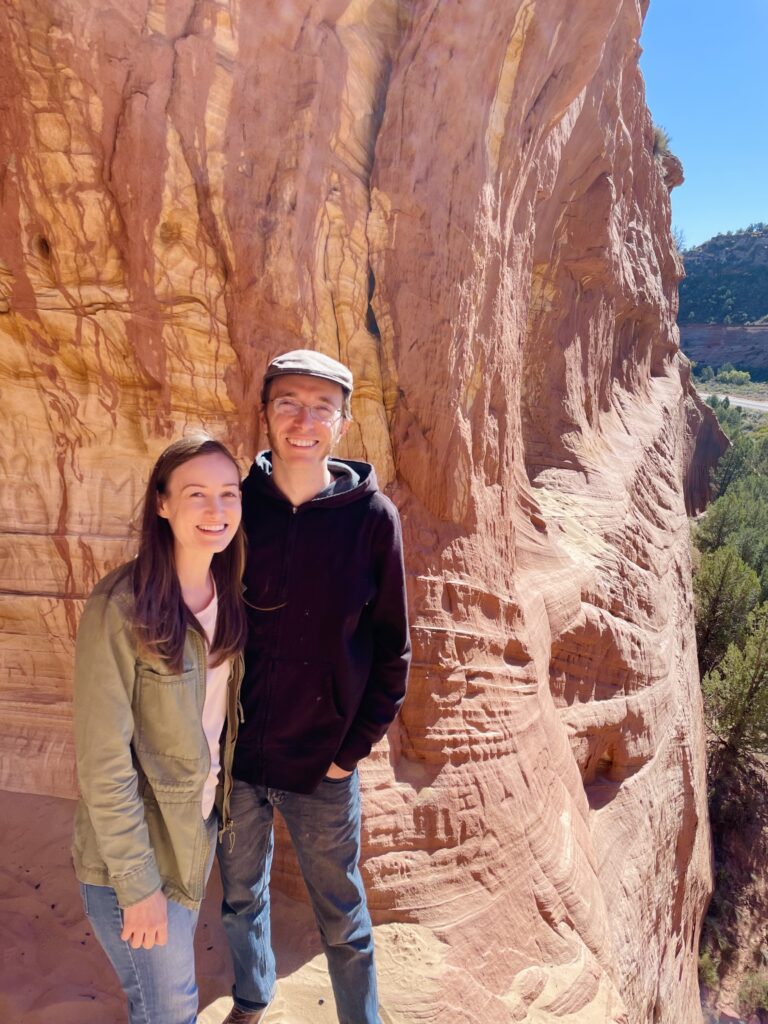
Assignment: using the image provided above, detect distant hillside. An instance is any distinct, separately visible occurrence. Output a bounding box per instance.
[679,224,768,326]
[681,324,768,380]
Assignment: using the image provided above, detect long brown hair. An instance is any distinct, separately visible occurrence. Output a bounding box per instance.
[131,434,247,670]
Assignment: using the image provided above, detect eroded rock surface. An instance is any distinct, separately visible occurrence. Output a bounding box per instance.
[0,2,723,1021]
[681,323,768,376]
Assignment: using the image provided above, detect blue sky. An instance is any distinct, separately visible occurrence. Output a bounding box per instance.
[640,0,768,249]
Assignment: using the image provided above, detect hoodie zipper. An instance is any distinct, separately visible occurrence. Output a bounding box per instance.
[256,502,300,782]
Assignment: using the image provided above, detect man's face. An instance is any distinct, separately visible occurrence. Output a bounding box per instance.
[261,373,350,469]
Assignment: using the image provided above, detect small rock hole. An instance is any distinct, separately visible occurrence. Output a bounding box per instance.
[33,235,51,260]
[366,267,380,338]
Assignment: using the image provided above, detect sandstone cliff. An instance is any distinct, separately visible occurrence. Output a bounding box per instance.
[0,2,724,1021]
[681,323,768,377]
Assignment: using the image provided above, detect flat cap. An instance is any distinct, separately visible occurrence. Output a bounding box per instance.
[263,349,354,394]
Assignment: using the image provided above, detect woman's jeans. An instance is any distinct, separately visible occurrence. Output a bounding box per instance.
[80,812,217,1024]
[217,771,381,1024]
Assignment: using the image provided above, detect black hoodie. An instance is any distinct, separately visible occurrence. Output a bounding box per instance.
[232,452,411,794]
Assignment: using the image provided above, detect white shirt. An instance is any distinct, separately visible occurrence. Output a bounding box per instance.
[195,589,231,818]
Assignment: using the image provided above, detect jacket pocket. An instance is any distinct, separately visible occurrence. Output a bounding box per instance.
[133,665,205,766]
[143,792,210,903]
[266,658,346,750]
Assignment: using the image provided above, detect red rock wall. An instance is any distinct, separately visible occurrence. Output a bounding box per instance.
[0,2,722,1021]
[680,322,768,374]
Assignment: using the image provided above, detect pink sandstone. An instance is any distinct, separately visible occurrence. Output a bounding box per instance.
[0,2,727,1021]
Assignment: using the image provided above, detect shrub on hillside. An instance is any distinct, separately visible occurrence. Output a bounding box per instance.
[699,948,720,989]
[702,602,768,762]
[706,394,747,438]
[694,477,768,598]
[716,368,751,386]
[711,434,758,497]
[694,547,761,676]
[693,392,768,1013]
[738,970,768,1015]
[652,123,671,158]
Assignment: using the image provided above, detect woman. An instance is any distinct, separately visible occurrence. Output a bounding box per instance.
[72,434,247,1024]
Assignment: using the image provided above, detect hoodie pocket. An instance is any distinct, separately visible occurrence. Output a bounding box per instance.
[265,658,346,750]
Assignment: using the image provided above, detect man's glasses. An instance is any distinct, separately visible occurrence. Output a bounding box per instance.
[269,397,342,425]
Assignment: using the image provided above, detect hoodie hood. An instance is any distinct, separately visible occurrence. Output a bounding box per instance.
[243,451,378,509]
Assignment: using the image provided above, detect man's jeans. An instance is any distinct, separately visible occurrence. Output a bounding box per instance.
[79,813,217,1024]
[218,771,381,1024]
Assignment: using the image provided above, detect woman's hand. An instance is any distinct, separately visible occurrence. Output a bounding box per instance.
[121,889,169,949]
[325,762,353,779]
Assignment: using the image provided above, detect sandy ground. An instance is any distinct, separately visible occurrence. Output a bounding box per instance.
[0,790,448,1024]
[2,790,749,1023]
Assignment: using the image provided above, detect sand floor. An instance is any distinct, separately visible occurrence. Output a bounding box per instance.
[0,791,448,1024]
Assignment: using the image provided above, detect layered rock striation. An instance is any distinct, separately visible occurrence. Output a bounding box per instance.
[680,323,768,377]
[0,2,723,1021]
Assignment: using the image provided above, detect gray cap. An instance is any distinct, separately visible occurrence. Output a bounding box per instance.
[263,349,353,394]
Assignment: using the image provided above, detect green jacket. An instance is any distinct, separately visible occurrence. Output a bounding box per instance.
[71,563,243,910]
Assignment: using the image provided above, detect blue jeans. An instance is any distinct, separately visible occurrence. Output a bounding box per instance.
[80,814,217,1024]
[218,772,380,1024]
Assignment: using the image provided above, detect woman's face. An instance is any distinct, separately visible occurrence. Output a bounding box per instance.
[157,452,242,558]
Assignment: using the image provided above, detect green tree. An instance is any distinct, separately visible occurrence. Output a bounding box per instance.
[706,394,746,440]
[750,430,768,475]
[721,406,745,437]
[692,395,768,1010]
[694,547,761,676]
[694,477,768,597]
[716,369,751,386]
[712,434,755,497]
[694,484,745,551]
[702,603,768,764]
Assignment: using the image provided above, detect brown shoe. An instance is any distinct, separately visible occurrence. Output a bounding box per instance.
[221,1005,270,1024]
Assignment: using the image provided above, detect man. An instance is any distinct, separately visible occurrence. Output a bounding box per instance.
[218,349,411,1024]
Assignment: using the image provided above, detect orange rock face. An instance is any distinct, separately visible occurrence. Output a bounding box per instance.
[0,2,723,1021]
